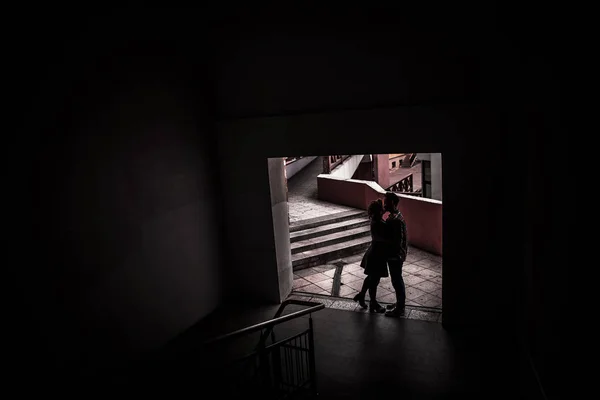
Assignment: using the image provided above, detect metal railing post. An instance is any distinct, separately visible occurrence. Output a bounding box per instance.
[308,314,318,397]
[257,329,273,392]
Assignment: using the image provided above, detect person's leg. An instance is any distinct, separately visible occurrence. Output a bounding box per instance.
[368,276,381,303]
[359,276,370,296]
[353,276,370,308]
[368,276,385,312]
[386,259,406,316]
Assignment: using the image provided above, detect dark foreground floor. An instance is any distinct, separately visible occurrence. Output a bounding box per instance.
[151,302,544,399]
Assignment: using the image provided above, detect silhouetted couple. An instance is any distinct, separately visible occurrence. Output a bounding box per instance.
[353,192,408,317]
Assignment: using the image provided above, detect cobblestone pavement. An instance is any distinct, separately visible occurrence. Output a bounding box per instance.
[287,157,356,223]
[291,245,442,309]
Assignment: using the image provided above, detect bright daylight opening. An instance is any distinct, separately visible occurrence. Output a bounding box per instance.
[269,153,443,322]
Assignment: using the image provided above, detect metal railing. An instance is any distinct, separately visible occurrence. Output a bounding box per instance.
[388,173,414,193]
[203,300,325,399]
[322,155,351,174]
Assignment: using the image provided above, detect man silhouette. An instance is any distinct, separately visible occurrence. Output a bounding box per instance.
[383,192,408,317]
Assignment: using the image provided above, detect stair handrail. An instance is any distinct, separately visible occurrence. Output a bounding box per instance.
[203,299,324,345]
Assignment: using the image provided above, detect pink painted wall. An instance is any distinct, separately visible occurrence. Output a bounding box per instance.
[318,176,442,256]
[317,177,381,210]
[397,195,442,256]
[374,154,390,189]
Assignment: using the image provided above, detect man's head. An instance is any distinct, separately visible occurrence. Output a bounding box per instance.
[384,192,399,213]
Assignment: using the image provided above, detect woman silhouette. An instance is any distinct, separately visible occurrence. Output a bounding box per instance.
[353,199,388,313]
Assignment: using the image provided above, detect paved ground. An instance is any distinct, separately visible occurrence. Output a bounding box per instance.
[292,245,442,309]
[287,291,442,322]
[287,157,356,223]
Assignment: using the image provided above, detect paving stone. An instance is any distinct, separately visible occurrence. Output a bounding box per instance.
[294,268,319,278]
[343,279,365,291]
[323,269,337,278]
[343,264,363,273]
[330,300,359,311]
[304,272,331,284]
[412,280,439,294]
[424,254,443,263]
[377,292,397,304]
[340,273,363,284]
[428,275,442,285]
[312,264,337,273]
[297,284,324,294]
[339,285,359,298]
[429,287,443,298]
[403,264,425,274]
[406,253,428,263]
[413,268,439,280]
[287,294,313,302]
[315,279,334,292]
[413,258,442,270]
[405,286,428,301]
[404,273,426,286]
[413,293,442,308]
[409,310,440,322]
[293,278,311,290]
[309,297,335,307]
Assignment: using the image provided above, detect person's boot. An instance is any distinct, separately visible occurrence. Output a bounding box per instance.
[353,293,368,309]
[385,305,406,317]
[369,302,386,313]
[386,303,396,310]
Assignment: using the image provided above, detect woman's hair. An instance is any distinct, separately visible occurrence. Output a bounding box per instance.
[368,199,384,219]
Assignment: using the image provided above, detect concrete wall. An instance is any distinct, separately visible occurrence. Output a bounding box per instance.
[329,154,364,179]
[375,154,391,189]
[318,175,383,209]
[12,9,564,396]
[317,175,442,255]
[522,106,567,398]
[352,161,374,181]
[431,153,443,201]
[268,158,294,302]
[285,156,318,179]
[10,16,223,376]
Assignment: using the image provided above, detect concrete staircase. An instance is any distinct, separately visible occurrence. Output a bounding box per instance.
[290,210,371,270]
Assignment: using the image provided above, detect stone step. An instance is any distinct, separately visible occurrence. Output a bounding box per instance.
[291,226,371,255]
[289,217,370,243]
[289,210,366,233]
[292,236,371,270]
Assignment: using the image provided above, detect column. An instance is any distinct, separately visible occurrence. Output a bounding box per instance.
[268,157,293,302]
[431,153,443,201]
